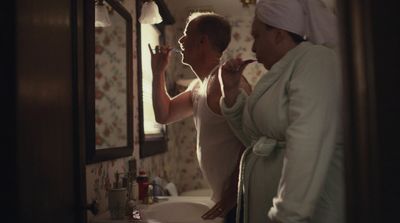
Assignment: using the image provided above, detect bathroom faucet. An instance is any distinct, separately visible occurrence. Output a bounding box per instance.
[142,182,168,204]
[152,183,167,196]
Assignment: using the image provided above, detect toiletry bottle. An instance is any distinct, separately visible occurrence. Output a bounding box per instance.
[136,170,149,202]
[131,180,139,201]
[146,184,154,204]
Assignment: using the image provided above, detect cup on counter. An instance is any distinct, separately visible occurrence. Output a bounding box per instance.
[108,188,127,219]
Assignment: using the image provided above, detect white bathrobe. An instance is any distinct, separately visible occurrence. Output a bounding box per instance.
[221,42,345,223]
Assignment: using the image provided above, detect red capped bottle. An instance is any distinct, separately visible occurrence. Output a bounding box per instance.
[136,170,149,202]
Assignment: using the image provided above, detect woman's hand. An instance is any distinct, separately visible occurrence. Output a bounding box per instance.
[219,58,255,107]
[148,44,172,76]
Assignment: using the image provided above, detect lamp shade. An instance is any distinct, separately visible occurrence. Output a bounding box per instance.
[95,3,112,27]
[241,0,257,7]
[139,1,163,24]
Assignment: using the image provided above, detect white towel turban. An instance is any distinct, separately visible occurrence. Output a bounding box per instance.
[256,0,338,48]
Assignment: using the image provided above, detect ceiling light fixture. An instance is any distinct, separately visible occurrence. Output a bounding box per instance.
[241,0,257,7]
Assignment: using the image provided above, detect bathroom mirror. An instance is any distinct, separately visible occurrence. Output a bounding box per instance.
[136,0,175,158]
[86,0,133,163]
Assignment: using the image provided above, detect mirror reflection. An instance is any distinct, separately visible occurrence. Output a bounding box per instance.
[86,0,133,164]
[136,0,175,158]
[140,24,165,137]
[94,4,128,149]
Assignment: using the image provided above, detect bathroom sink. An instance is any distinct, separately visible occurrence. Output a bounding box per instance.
[89,196,224,223]
[142,196,223,223]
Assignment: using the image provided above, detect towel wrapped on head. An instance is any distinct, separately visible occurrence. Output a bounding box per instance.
[255,0,338,48]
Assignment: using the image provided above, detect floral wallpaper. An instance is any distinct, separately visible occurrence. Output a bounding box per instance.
[86,0,138,221]
[86,1,264,221]
[224,15,267,86]
[86,159,129,218]
[94,11,128,149]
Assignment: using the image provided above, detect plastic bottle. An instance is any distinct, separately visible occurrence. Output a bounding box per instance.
[146,185,154,204]
[136,170,149,202]
[128,158,138,201]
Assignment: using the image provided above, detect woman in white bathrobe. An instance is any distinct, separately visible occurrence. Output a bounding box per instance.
[218,0,345,222]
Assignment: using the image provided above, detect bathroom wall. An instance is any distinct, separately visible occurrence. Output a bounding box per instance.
[85,0,139,220]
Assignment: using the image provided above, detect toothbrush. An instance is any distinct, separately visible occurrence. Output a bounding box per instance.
[151,48,182,53]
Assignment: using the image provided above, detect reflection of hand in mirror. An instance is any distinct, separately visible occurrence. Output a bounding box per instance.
[148,43,172,76]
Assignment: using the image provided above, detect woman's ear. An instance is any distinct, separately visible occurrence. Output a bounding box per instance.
[274,29,287,44]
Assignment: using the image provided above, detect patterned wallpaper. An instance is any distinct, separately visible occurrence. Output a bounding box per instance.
[94,14,128,149]
[86,1,265,220]
[86,0,138,220]
[224,15,267,86]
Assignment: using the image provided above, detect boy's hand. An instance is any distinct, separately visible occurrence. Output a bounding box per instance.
[148,43,172,76]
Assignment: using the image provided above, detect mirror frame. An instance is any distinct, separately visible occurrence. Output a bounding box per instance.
[136,0,175,158]
[85,0,133,163]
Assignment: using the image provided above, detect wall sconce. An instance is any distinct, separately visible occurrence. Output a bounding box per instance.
[95,0,112,27]
[241,0,257,7]
[139,0,163,24]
